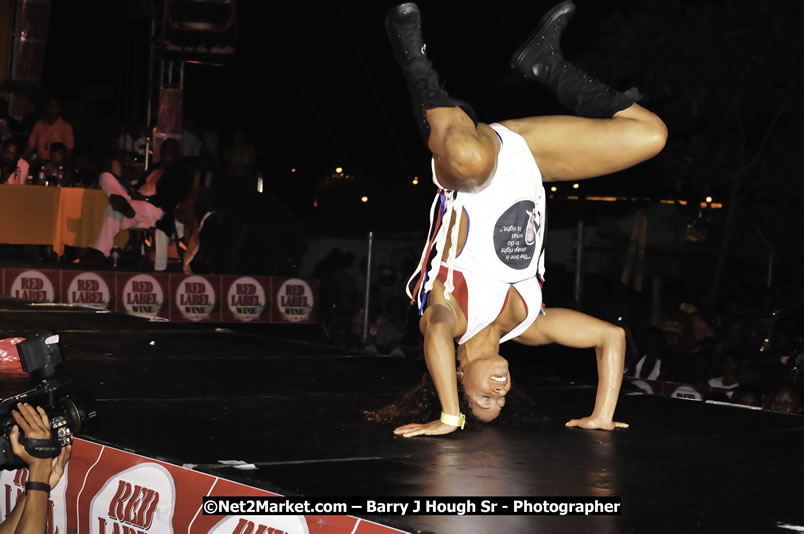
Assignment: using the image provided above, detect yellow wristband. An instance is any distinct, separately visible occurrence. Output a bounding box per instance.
[440,411,465,430]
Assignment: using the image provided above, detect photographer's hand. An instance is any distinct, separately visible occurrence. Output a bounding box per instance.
[49,444,72,490]
[2,404,55,534]
[10,404,53,481]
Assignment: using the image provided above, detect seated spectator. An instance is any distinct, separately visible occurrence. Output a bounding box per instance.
[737,357,758,389]
[40,142,72,186]
[708,349,741,397]
[69,148,100,188]
[631,326,666,381]
[1,403,71,533]
[717,314,753,355]
[0,97,12,145]
[658,287,695,352]
[23,96,74,162]
[688,299,716,342]
[78,157,164,266]
[0,139,29,184]
[174,184,215,274]
[147,139,194,271]
[80,139,193,269]
[770,386,801,415]
[730,386,763,408]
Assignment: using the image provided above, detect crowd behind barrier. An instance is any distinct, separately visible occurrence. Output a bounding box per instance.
[616,281,804,417]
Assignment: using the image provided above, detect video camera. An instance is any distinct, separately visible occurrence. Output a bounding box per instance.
[0,330,96,469]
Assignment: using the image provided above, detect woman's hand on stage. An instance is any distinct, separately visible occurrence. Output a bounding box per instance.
[565,416,629,431]
[394,420,458,438]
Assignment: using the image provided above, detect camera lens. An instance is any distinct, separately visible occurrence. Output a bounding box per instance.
[57,395,97,435]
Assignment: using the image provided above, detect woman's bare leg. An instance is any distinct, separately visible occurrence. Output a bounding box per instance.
[505,1,667,181]
[500,104,667,181]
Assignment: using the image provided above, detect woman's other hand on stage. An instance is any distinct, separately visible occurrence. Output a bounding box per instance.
[394,420,458,438]
[565,416,629,431]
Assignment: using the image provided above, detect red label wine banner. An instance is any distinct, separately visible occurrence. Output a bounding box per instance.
[0,269,318,324]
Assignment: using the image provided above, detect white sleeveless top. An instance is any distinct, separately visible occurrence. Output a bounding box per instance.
[407,123,547,343]
[450,123,546,282]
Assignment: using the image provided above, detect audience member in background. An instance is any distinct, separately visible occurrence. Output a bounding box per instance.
[23,97,74,162]
[315,248,356,341]
[770,385,801,414]
[630,326,666,381]
[0,98,12,145]
[0,403,71,534]
[731,386,763,408]
[223,130,256,180]
[737,356,758,390]
[85,139,193,270]
[39,142,71,186]
[174,184,215,274]
[688,299,716,342]
[147,139,194,271]
[79,157,165,266]
[708,349,741,398]
[336,253,360,321]
[716,314,753,355]
[221,130,257,204]
[0,139,29,184]
[658,288,695,355]
[183,119,204,161]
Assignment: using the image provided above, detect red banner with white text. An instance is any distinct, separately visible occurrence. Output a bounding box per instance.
[0,438,408,534]
[0,269,318,324]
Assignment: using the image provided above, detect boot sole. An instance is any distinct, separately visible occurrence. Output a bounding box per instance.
[385,2,424,67]
[510,0,576,78]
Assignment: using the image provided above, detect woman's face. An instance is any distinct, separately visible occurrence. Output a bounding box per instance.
[459,354,511,422]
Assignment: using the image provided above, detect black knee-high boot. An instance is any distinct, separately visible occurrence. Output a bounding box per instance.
[385,3,477,143]
[510,1,633,119]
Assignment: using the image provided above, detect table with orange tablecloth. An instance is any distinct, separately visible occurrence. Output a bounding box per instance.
[0,184,127,256]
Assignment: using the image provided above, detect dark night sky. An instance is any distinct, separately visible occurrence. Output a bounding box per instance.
[37,0,804,232]
[39,1,645,176]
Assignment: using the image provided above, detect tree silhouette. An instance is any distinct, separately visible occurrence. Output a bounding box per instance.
[582,0,804,297]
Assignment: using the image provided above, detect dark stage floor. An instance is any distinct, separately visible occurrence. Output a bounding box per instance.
[1,297,803,533]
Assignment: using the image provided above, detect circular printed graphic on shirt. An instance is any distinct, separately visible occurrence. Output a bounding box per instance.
[493,200,539,270]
